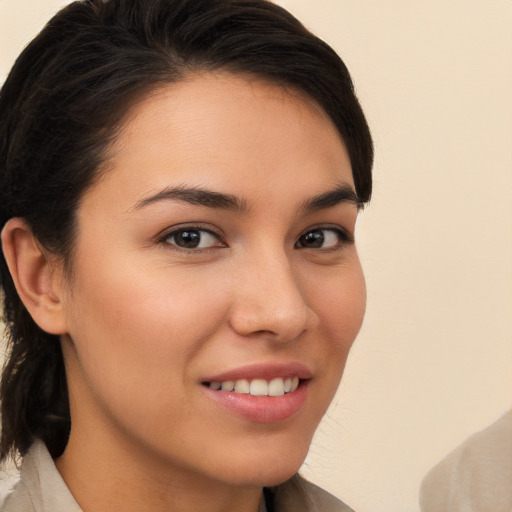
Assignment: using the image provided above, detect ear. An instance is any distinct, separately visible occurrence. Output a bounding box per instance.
[1,218,68,335]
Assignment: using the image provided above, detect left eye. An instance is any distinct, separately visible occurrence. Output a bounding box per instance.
[164,228,223,250]
[295,228,347,249]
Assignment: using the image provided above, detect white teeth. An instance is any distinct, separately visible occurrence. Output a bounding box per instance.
[207,377,301,396]
[250,379,268,396]
[234,379,250,393]
[221,380,234,391]
[268,378,285,396]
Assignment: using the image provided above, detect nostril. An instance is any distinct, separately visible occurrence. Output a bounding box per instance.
[253,329,278,337]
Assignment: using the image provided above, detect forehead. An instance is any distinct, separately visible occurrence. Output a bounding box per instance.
[91,72,354,211]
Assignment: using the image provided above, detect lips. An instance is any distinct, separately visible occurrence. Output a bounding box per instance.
[201,363,311,423]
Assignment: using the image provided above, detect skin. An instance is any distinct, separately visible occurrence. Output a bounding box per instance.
[3,73,366,512]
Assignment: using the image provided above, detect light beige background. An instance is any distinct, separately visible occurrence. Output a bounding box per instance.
[1,1,511,511]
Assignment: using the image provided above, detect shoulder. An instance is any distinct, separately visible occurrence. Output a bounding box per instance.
[270,474,355,512]
[2,439,82,512]
[2,440,48,512]
[2,471,34,512]
[420,409,512,512]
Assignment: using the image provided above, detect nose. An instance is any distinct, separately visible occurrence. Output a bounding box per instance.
[228,251,318,342]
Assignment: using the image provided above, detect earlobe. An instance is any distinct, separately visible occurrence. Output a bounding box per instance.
[1,218,68,335]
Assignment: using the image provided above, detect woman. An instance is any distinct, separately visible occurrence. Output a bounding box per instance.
[0,0,373,510]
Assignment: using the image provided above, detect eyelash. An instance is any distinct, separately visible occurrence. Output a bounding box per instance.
[158,225,353,252]
[159,225,225,252]
[294,226,353,250]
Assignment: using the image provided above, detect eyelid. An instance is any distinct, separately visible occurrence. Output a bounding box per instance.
[157,223,226,250]
[295,225,354,249]
[302,223,353,239]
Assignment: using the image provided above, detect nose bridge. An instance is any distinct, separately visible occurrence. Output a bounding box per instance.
[229,245,314,341]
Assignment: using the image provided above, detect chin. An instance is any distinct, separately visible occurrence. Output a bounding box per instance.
[260,464,301,487]
[224,464,303,488]
[216,441,310,488]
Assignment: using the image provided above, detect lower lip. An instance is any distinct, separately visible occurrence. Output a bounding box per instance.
[202,381,309,423]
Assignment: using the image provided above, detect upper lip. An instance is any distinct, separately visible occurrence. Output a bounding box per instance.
[201,362,313,383]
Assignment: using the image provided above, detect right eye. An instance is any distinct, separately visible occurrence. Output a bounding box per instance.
[162,227,224,250]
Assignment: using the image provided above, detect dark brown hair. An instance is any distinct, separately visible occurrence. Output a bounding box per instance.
[0,0,373,462]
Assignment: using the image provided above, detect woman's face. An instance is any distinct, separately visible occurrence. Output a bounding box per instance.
[57,73,366,487]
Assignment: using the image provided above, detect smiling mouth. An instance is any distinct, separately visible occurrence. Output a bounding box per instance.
[202,377,300,397]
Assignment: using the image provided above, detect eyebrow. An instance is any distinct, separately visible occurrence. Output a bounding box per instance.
[131,182,361,214]
[131,185,248,213]
[300,183,362,213]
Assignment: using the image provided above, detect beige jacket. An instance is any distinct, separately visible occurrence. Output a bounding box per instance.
[2,440,354,512]
[420,409,512,512]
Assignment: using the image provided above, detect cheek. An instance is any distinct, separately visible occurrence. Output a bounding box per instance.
[312,260,366,342]
[61,255,230,407]
[307,259,366,391]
